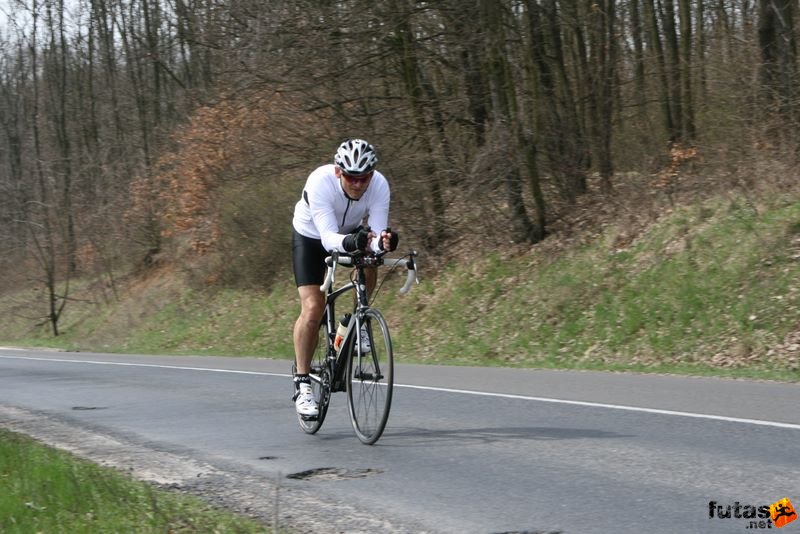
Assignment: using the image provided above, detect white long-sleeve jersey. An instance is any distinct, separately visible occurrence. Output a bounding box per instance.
[292,164,391,253]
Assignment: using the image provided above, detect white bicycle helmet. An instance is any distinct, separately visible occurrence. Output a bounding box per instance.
[334,139,378,175]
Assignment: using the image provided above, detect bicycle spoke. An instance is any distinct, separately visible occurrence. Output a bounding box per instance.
[347,309,393,445]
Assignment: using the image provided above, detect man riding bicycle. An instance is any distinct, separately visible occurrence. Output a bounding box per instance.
[291,139,399,417]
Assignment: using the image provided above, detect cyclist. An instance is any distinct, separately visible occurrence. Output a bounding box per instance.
[291,138,399,417]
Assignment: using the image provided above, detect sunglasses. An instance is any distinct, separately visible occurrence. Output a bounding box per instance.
[341,171,373,183]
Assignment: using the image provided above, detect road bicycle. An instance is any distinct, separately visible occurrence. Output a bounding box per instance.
[293,246,418,445]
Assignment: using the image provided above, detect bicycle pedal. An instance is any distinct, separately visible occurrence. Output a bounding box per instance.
[300,413,319,421]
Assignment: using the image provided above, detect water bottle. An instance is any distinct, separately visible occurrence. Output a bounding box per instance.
[334,313,351,351]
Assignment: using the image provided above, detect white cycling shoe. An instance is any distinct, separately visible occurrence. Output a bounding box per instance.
[359,325,372,353]
[295,383,318,417]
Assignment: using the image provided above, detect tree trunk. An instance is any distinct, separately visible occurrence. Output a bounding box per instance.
[482,0,538,243]
[29,0,62,336]
[533,0,589,204]
[46,0,77,276]
[643,0,676,141]
[91,0,126,147]
[661,0,683,141]
[118,3,152,167]
[448,1,489,146]
[630,0,648,114]
[587,0,617,193]
[394,0,447,245]
[758,0,798,127]
[678,0,696,140]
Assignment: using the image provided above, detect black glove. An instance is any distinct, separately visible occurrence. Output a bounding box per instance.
[379,227,400,252]
[343,226,371,252]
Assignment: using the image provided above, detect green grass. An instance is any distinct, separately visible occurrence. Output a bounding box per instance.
[1,195,799,382]
[119,286,298,358]
[385,196,800,380]
[0,429,269,533]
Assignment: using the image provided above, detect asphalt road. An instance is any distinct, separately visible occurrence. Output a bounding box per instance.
[1,347,798,533]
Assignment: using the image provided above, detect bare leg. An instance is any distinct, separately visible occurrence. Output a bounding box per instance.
[294,285,325,374]
[364,265,377,296]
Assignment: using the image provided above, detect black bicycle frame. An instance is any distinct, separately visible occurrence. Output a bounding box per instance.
[323,263,370,392]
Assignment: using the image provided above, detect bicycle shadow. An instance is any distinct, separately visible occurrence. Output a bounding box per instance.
[379,425,630,446]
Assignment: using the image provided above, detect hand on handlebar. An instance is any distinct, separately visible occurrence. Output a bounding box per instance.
[379,227,399,252]
[343,226,374,252]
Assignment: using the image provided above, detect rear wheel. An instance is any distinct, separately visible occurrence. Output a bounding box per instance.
[346,308,393,445]
[297,318,332,434]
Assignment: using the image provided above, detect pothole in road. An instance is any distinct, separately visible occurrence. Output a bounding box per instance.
[286,467,383,481]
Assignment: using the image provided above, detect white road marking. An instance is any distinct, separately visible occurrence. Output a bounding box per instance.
[2,353,799,430]
[398,384,800,430]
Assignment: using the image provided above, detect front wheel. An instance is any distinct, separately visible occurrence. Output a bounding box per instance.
[346,308,393,445]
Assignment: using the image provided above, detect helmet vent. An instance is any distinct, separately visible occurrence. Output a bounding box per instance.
[335,138,378,174]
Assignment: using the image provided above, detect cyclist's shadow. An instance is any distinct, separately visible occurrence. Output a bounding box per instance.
[379,426,630,446]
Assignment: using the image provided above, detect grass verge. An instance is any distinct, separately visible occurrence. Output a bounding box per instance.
[0,194,799,382]
[391,197,800,380]
[0,429,270,533]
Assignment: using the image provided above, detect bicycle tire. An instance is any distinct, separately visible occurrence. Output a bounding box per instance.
[297,319,332,434]
[346,308,393,445]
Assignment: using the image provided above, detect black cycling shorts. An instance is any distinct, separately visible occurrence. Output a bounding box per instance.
[292,229,329,287]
